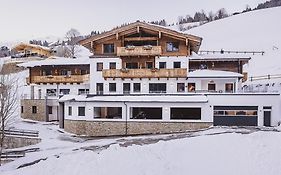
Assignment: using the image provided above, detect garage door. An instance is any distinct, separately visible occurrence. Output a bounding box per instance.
[213,106,258,126]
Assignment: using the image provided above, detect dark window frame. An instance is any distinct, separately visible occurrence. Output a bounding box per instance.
[97,62,103,71]
[32,106,37,114]
[103,43,115,54]
[78,107,86,116]
[166,42,179,52]
[159,62,166,69]
[173,62,181,68]
[109,83,117,92]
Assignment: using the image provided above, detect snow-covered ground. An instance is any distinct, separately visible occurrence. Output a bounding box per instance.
[1,119,281,175]
[188,6,281,78]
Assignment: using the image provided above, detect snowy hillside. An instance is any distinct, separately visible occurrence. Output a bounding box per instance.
[188,6,281,77]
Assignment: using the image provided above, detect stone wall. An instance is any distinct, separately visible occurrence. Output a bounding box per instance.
[64,119,212,136]
[3,136,41,149]
[21,99,46,121]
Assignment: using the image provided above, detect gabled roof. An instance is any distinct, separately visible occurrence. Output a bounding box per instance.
[13,43,51,52]
[79,21,202,46]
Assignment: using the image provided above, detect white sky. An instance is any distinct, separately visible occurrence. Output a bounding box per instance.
[0,0,266,42]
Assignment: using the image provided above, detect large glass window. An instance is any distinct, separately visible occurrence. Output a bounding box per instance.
[103,44,114,54]
[170,108,201,120]
[131,107,162,119]
[149,83,166,93]
[78,107,85,116]
[166,42,179,52]
[94,107,122,119]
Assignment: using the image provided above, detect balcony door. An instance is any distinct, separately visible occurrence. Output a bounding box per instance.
[96,83,103,95]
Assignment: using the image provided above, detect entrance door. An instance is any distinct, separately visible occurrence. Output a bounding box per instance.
[264,111,271,127]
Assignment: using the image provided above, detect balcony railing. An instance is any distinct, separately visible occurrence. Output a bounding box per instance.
[103,68,187,79]
[117,46,162,56]
[30,74,90,84]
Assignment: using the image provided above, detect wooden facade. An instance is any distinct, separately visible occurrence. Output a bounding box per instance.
[80,21,202,79]
[13,43,53,58]
[28,65,90,84]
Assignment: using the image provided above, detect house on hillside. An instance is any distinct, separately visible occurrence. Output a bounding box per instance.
[18,57,90,121]
[12,43,54,59]
[20,21,281,136]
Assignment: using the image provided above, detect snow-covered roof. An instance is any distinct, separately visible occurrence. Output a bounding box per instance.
[190,52,251,61]
[13,43,51,51]
[59,94,208,103]
[17,57,90,67]
[188,70,243,78]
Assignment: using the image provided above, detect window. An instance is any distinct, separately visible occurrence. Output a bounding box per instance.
[59,89,70,95]
[173,62,181,68]
[159,62,166,69]
[42,69,52,76]
[225,83,234,92]
[166,42,179,52]
[177,83,185,92]
[48,106,52,114]
[188,83,196,92]
[146,62,153,69]
[78,89,89,95]
[68,106,72,116]
[208,83,216,91]
[109,62,116,69]
[78,107,85,116]
[170,108,201,120]
[61,70,71,76]
[94,107,122,119]
[109,83,116,92]
[123,83,130,94]
[126,62,138,69]
[131,107,162,119]
[21,106,23,113]
[96,83,104,95]
[133,83,141,92]
[97,63,103,71]
[47,89,57,96]
[149,83,166,93]
[103,44,114,54]
[213,106,258,117]
[32,106,37,114]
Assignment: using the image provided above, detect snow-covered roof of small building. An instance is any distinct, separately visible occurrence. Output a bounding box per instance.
[59,94,208,103]
[190,52,251,61]
[188,70,243,78]
[17,57,90,67]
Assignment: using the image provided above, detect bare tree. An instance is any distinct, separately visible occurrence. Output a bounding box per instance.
[65,28,81,58]
[0,67,19,165]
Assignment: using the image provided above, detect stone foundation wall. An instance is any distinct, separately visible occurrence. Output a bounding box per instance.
[3,136,41,149]
[64,119,212,136]
[21,99,46,121]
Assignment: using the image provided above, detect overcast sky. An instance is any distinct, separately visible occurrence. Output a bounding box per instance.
[0,0,266,42]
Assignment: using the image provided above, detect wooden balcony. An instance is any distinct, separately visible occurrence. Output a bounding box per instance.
[103,68,187,79]
[117,46,161,56]
[30,74,90,84]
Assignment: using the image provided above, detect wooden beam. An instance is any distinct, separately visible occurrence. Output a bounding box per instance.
[186,38,189,46]
[159,31,161,38]
[137,26,140,33]
[116,32,119,40]
[124,37,158,41]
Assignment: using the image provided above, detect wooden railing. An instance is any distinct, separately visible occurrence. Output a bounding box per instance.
[117,46,162,56]
[30,74,90,84]
[103,68,187,78]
